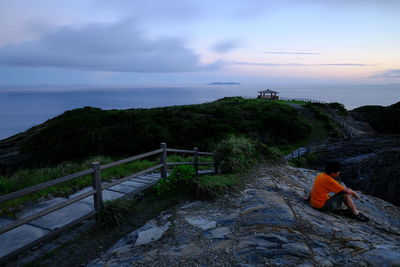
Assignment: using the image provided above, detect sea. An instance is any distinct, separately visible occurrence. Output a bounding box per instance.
[1,84,399,141]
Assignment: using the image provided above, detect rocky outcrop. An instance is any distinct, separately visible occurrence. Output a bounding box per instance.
[88,165,400,267]
[340,148,400,206]
[310,136,400,207]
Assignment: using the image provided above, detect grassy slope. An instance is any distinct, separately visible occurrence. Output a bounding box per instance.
[20,97,312,168]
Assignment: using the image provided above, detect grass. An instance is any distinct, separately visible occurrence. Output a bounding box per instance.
[0,155,213,216]
[194,173,243,198]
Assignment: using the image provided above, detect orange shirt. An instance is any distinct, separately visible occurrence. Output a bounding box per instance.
[310,173,345,208]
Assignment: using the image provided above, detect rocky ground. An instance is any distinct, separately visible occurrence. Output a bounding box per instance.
[88,164,400,267]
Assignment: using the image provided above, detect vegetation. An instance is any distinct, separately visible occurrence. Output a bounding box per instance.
[155,165,196,196]
[2,98,355,266]
[18,97,311,169]
[214,135,260,173]
[194,173,244,199]
[288,152,321,168]
[351,101,400,134]
[0,155,211,216]
[1,98,344,214]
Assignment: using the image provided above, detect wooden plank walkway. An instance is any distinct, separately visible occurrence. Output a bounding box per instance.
[0,169,213,261]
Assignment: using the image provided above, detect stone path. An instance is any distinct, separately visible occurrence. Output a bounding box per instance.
[88,165,400,267]
[0,169,214,261]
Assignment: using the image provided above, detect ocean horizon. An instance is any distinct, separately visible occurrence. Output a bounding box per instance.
[1,84,399,141]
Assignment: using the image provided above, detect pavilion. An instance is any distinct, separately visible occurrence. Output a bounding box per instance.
[257,89,279,100]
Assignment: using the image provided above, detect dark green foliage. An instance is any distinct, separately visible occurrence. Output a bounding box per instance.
[352,102,400,134]
[258,144,284,163]
[20,98,311,168]
[329,102,348,115]
[94,199,130,229]
[214,135,259,173]
[155,165,196,195]
[289,153,320,168]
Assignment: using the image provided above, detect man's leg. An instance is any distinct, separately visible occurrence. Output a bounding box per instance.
[344,193,359,215]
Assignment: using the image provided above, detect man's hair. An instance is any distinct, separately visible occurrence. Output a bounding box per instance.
[324,161,341,174]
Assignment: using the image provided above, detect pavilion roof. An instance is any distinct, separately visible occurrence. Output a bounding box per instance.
[258,89,278,94]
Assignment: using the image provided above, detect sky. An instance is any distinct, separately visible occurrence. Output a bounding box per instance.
[0,0,400,87]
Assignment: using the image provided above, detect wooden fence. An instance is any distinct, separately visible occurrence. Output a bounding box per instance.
[0,143,215,261]
[285,141,348,160]
[240,96,326,104]
[278,97,326,104]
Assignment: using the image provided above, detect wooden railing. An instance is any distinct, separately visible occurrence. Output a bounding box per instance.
[278,97,326,104]
[285,141,348,160]
[240,95,326,104]
[0,143,215,250]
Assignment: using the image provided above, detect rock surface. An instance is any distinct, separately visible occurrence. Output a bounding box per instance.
[88,165,400,267]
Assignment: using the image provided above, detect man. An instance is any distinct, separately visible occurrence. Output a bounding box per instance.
[310,162,369,222]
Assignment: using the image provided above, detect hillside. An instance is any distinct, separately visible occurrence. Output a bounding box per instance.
[351,101,400,134]
[0,98,340,174]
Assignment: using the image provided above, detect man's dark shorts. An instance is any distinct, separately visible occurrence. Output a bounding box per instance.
[316,191,345,212]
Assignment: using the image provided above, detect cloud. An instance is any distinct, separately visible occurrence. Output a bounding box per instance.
[370,69,400,79]
[318,63,376,66]
[95,0,203,22]
[231,61,376,67]
[264,51,321,55]
[0,19,218,73]
[212,39,241,53]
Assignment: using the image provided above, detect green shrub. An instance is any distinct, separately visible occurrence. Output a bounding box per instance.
[214,135,259,173]
[155,165,196,196]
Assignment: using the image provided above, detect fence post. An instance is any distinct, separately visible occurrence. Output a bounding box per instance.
[193,147,199,176]
[160,143,167,179]
[91,162,103,214]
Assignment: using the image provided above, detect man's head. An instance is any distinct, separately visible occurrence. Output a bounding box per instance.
[324,161,341,178]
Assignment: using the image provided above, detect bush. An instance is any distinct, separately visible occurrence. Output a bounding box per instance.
[214,135,259,173]
[329,102,348,115]
[155,165,196,195]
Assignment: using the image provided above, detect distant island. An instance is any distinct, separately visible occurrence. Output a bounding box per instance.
[207,82,241,85]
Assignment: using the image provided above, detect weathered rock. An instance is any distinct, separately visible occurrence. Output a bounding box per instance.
[134,221,171,246]
[204,227,232,239]
[184,216,216,230]
[179,201,203,210]
[282,242,312,257]
[313,256,334,267]
[239,189,296,227]
[87,164,400,267]
[362,248,400,267]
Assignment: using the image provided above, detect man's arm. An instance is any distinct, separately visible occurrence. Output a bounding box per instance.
[341,187,360,199]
